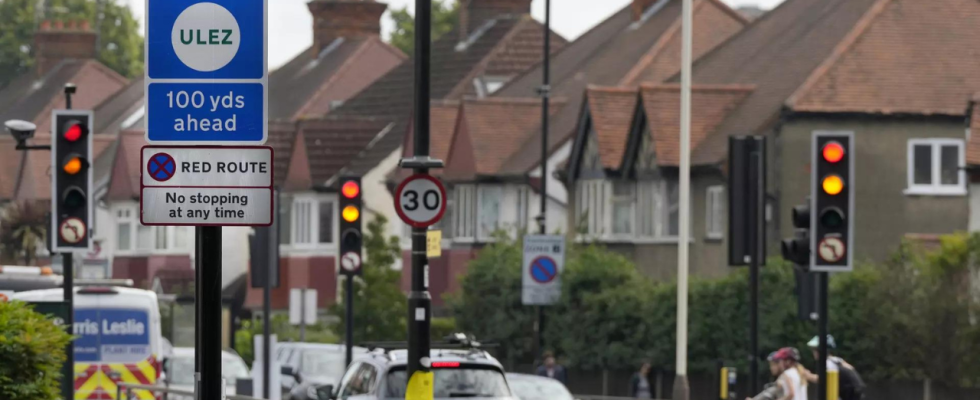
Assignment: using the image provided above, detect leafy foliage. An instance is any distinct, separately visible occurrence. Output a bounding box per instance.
[0,301,72,400]
[0,201,49,265]
[330,215,408,343]
[234,314,339,366]
[0,0,143,87]
[388,0,459,55]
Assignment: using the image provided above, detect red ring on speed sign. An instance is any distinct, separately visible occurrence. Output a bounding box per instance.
[395,174,447,228]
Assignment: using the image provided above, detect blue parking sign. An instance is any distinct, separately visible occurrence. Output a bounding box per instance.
[145,0,267,144]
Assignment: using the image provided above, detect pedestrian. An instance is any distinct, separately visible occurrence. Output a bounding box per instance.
[772,347,808,400]
[628,361,653,399]
[535,351,568,385]
[806,335,865,400]
[747,352,786,400]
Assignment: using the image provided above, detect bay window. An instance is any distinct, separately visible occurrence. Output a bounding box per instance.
[611,181,635,236]
[478,186,502,239]
[575,178,680,241]
[454,185,477,240]
[284,194,335,248]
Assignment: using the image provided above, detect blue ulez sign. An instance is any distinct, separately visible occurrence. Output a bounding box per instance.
[74,309,151,362]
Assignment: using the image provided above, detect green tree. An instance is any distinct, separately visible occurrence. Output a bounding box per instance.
[0,301,73,400]
[388,0,459,55]
[234,314,340,366]
[330,215,407,343]
[0,201,49,265]
[0,0,143,87]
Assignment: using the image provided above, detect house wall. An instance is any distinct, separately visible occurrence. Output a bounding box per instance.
[971,181,980,232]
[778,116,969,263]
[363,147,404,268]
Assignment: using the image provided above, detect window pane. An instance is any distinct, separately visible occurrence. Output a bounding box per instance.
[667,181,679,236]
[940,145,960,185]
[174,227,189,249]
[155,227,168,249]
[137,225,153,250]
[318,201,334,244]
[913,145,932,185]
[612,202,632,234]
[279,197,292,245]
[117,223,132,251]
[479,187,501,237]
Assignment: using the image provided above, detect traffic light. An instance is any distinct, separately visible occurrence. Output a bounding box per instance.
[781,202,810,266]
[811,132,854,271]
[51,110,93,252]
[339,177,362,275]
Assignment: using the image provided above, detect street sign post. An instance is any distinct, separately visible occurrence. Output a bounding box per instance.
[145,0,267,144]
[522,235,566,306]
[140,146,273,226]
[289,288,317,341]
[395,174,447,228]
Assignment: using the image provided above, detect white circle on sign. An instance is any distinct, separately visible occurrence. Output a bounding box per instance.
[171,2,241,72]
[59,218,87,244]
[341,252,361,272]
[818,237,846,263]
[395,175,447,228]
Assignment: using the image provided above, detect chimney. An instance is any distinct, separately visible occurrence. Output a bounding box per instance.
[308,0,388,55]
[632,0,661,21]
[34,19,97,77]
[459,0,531,41]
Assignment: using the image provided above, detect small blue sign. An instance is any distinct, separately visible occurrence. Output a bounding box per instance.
[145,0,267,144]
[147,82,265,142]
[530,256,558,284]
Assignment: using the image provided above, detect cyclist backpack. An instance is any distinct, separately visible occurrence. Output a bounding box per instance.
[832,358,866,400]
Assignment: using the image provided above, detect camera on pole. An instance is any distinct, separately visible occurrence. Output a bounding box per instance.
[51,110,93,252]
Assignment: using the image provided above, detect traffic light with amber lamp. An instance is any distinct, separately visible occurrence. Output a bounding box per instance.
[810,132,854,271]
[51,110,93,252]
[339,177,363,275]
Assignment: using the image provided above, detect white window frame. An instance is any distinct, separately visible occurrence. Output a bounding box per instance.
[575,180,607,239]
[477,185,503,242]
[114,205,137,254]
[905,138,966,196]
[634,179,681,243]
[610,181,636,238]
[282,194,337,253]
[114,203,193,255]
[453,185,477,242]
[705,186,725,240]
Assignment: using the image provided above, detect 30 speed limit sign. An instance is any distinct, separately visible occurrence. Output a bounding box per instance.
[395,174,447,228]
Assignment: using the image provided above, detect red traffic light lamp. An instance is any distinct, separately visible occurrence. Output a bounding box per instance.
[342,180,360,199]
[64,122,88,142]
[821,141,845,163]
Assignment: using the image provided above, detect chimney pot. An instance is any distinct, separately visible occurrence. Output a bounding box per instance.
[308,0,388,56]
[67,20,77,30]
[80,20,91,31]
[632,0,660,22]
[459,0,531,41]
[40,20,51,31]
[34,19,98,76]
[53,20,64,30]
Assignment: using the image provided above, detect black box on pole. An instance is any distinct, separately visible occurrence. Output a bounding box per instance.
[728,136,766,266]
[250,189,280,288]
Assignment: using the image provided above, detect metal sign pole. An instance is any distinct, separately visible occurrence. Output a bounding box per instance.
[533,0,551,366]
[818,272,829,400]
[63,84,75,400]
[195,227,223,399]
[345,276,354,366]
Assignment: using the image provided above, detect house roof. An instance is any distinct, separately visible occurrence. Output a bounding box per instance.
[296,116,395,187]
[92,76,145,135]
[445,97,565,181]
[105,131,148,201]
[585,86,640,169]
[268,37,406,120]
[335,15,567,176]
[398,100,461,180]
[495,0,747,175]
[684,0,883,165]
[786,0,980,116]
[639,83,754,166]
[966,94,980,166]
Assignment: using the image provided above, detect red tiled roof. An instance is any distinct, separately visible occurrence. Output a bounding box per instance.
[585,86,639,169]
[399,100,462,180]
[106,131,147,201]
[787,0,980,116]
[640,83,754,166]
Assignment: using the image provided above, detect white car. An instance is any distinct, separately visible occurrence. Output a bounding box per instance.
[163,347,251,398]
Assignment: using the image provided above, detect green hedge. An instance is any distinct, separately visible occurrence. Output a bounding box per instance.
[0,301,72,400]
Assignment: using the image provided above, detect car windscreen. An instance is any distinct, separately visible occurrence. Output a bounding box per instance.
[506,375,573,400]
[300,349,347,379]
[385,364,511,398]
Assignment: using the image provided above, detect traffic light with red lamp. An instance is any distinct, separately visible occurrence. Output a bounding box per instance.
[339,177,363,275]
[810,132,854,272]
[51,110,94,252]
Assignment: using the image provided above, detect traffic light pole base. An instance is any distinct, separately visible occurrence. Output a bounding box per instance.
[672,374,690,400]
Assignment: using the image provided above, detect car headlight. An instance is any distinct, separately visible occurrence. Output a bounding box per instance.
[307,385,319,399]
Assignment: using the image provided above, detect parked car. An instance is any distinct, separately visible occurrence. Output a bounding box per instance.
[278,343,368,400]
[163,347,251,398]
[506,373,575,400]
[319,335,517,400]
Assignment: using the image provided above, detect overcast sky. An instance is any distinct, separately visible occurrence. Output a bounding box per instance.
[124,0,785,69]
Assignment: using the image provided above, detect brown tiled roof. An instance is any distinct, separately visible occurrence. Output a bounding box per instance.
[445,97,565,181]
[268,37,406,120]
[93,76,145,135]
[496,0,746,175]
[399,100,461,180]
[685,0,882,165]
[640,84,754,166]
[787,0,980,116]
[298,116,395,186]
[336,15,566,176]
[268,121,298,188]
[0,60,127,128]
[585,86,639,169]
[106,131,148,201]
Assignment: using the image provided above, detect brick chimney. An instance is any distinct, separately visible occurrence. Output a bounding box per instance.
[34,19,97,77]
[459,0,531,41]
[308,0,388,55]
[632,0,663,21]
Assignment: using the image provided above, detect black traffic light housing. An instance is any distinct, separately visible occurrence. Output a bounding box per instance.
[811,132,854,271]
[781,203,810,267]
[51,110,93,252]
[339,177,363,275]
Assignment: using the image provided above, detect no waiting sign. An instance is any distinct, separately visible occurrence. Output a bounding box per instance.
[522,235,566,306]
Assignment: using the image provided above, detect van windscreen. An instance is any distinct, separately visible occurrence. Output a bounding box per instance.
[74,308,152,363]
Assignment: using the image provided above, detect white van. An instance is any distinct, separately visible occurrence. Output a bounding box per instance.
[14,286,164,399]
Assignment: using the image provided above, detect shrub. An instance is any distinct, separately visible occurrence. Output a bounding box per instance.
[0,301,72,400]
